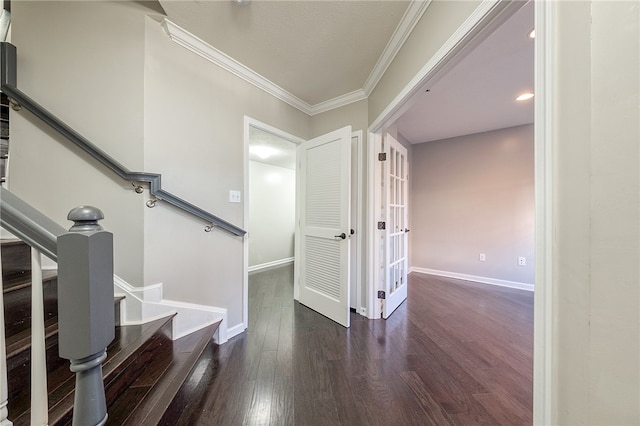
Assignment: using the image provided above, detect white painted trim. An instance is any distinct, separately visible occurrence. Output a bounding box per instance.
[533,1,555,424]
[161,2,431,117]
[162,19,314,115]
[310,90,368,116]
[369,0,523,133]
[362,0,432,95]
[365,131,381,319]
[248,257,294,273]
[352,130,365,316]
[410,267,534,292]
[113,275,228,343]
[226,323,246,340]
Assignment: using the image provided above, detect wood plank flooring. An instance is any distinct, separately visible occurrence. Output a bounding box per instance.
[161,265,533,425]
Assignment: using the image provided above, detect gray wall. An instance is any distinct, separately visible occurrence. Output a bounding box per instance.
[248,161,295,267]
[552,2,639,423]
[409,125,534,285]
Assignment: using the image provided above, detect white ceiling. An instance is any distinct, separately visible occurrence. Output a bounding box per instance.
[157,0,534,144]
[249,126,297,170]
[395,1,534,144]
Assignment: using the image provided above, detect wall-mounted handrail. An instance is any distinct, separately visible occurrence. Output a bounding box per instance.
[0,42,246,237]
[0,186,65,260]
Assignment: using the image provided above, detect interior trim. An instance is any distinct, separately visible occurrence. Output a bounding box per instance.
[161,1,430,116]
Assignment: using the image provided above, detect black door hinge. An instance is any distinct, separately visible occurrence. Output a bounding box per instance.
[377,290,386,299]
[377,221,386,230]
[378,153,387,161]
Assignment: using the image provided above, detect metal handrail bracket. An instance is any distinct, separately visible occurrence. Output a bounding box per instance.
[0,42,246,237]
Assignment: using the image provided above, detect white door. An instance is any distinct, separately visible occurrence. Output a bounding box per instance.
[297,126,352,327]
[382,134,409,318]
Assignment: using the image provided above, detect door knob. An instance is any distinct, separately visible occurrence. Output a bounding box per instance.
[334,233,346,239]
[404,228,410,233]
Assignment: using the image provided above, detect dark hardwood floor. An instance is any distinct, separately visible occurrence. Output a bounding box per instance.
[161,265,533,425]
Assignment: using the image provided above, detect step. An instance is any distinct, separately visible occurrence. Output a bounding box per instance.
[120,321,221,426]
[3,272,59,349]
[9,315,176,426]
[1,239,31,280]
[5,296,126,423]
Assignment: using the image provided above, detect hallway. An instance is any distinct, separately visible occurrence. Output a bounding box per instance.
[160,265,533,425]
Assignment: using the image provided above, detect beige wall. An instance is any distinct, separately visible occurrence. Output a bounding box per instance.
[142,15,308,327]
[10,1,149,284]
[553,1,639,424]
[410,125,534,285]
[10,2,310,330]
[309,99,368,138]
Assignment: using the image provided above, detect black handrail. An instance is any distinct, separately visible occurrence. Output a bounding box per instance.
[0,42,246,237]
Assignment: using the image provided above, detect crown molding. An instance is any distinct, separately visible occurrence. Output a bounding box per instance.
[162,0,430,116]
[161,18,314,115]
[310,89,368,116]
[362,0,432,96]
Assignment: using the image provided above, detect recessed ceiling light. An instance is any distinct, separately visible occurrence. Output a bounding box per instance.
[529,29,535,39]
[250,145,278,159]
[516,93,534,101]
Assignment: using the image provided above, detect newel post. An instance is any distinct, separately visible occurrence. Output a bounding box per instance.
[57,206,115,426]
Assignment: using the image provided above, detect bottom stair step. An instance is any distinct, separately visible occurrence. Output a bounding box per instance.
[117,320,221,426]
[10,315,176,426]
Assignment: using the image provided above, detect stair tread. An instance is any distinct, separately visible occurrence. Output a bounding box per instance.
[3,270,58,293]
[6,316,59,358]
[10,315,176,426]
[46,314,177,426]
[121,321,221,426]
[5,296,123,359]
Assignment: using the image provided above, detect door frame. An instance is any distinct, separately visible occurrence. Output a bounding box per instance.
[365,1,554,423]
[242,118,366,331]
[242,116,305,332]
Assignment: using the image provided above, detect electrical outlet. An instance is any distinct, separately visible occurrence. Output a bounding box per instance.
[518,256,527,266]
[479,253,486,262]
[229,190,241,203]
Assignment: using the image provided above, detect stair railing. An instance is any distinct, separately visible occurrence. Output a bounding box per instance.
[1,186,115,426]
[0,42,246,237]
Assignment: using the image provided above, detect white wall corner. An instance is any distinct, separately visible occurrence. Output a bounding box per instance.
[113,275,228,342]
[410,267,534,292]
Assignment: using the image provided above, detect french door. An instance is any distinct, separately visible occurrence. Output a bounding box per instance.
[381,134,409,318]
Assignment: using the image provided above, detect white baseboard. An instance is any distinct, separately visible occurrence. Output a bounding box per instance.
[114,275,228,343]
[248,257,294,273]
[226,323,247,340]
[410,267,534,292]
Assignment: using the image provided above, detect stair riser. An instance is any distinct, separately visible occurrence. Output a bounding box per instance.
[3,278,58,342]
[1,241,31,280]
[6,333,70,423]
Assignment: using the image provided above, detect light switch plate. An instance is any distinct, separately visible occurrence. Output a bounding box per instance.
[229,190,241,203]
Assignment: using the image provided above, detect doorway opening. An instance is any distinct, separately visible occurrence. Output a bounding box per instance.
[242,117,305,331]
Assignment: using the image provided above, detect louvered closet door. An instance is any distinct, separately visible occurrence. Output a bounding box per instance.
[298,126,352,327]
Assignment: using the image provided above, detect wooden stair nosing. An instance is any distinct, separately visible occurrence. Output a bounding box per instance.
[121,321,222,426]
[5,296,124,360]
[2,270,58,294]
[44,314,177,426]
